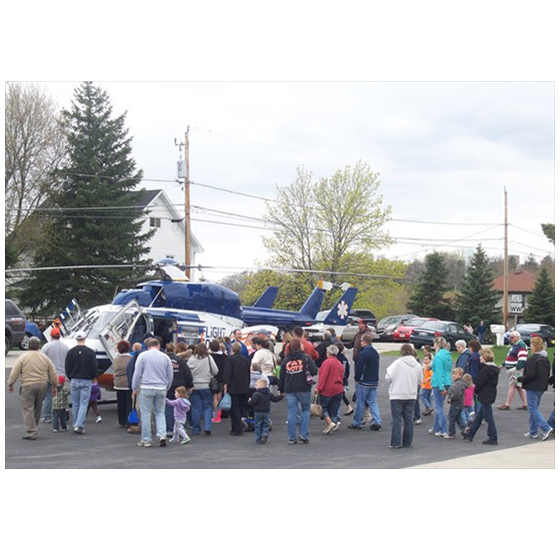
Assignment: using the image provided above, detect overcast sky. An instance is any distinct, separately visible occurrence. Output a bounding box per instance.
[35,81,554,281]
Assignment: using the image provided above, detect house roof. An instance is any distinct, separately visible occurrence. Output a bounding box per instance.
[128,189,162,209]
[493,268,537,293]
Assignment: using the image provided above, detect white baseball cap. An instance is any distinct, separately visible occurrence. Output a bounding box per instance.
[75,331,87,340]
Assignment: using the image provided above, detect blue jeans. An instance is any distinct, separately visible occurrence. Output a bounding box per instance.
[432,387,448,434]
[461,405,474,426]
[419,388,432,411]
[190,388,213,435]
[390,399,415,447]
[254,411,270,442]
[352,384,381,426]
[70,379,92,429]
[548,402,555,430]
[286,392,311,441]
[526,390,552,436]
[466,402,497,442]
[52,409,68,431]
[139,388,167,442]
[448,404,467,436]
[42,381,53,420]
[319,393,343,423]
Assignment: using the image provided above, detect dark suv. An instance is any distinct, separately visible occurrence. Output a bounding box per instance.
[350,309,377,329]
[5,299,26,355]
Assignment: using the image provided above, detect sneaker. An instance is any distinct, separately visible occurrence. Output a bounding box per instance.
[180,436,190,445]
[434,432,444,437]
[211,417,222,423]
[159,437,167,447]
[62,427,69,432]
[332,421,342,432]
[388,444,402,449]
[422,408,433,416]
[137,440,152,447]
[444,434,455,439]
[542,428,554,441]
[414,418,422,425]
[53,429,59,433]
[370,424,382,431]
[41,418,52,424]
[348,424,362,430]
[524,432,539,439]
[96,416,102,423]
[261,434,269,444]
[73,426,85,434]
[297,436,309,443]
[482,438,497,445]
[323,423,337,435]
[288,439,298,444]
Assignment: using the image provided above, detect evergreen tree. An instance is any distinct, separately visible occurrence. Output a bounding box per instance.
[406,252,454,319]
[21,82,153,314]
[455,244,501,325]
[524,268,555,326]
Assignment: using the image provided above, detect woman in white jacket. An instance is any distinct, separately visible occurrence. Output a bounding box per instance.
[385,344,423,449]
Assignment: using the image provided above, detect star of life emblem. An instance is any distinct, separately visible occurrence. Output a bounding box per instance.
[337,301,349,320]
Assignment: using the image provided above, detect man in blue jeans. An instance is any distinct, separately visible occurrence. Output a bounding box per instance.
[132,338,173,447]
[64,331,98,434]
[348,333,382,431]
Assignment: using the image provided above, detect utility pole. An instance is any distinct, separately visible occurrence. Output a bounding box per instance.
[184,126,191,281]
[503,187,508,328]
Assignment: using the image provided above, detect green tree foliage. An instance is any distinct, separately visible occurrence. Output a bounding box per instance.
[407,252,454,319]
[262,161,392,296]
[541,223,555,244]
[20,82,153,315]
[523,268,555,326]
[454,244,501,325]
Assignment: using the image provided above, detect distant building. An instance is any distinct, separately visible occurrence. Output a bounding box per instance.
[492,267,537,326]
[130,189,203,276]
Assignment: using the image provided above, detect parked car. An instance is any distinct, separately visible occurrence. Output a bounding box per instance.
[5,299,26,355]
[377,314,419,341]
[392,317,437,343]
[409,320,474,350]
[504,324,555,347]
[350,308,377,329]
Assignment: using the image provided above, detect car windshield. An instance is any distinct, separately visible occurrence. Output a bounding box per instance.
[517,324,542,332]
[407,318,429,327]
[419,320,447,331]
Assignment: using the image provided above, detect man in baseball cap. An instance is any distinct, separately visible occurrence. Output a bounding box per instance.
[65,330,98,434]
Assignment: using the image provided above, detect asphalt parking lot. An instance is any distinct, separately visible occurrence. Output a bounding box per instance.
[4,347,555,469]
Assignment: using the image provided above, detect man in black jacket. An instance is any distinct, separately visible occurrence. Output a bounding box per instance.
[65,331,98,434]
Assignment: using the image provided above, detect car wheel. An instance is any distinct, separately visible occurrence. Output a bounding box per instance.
[5,335,11,356]
[19,333,31,350]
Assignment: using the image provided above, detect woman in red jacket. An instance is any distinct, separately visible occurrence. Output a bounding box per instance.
[316,344,345,435]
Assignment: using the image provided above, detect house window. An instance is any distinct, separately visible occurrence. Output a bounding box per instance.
[150,217,161,228]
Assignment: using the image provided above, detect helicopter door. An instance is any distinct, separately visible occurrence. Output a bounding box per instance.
[99,301,146,361]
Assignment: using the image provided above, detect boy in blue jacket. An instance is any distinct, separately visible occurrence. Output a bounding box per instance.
[248,379,283,444]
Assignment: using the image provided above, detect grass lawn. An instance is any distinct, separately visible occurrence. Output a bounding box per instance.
[382,345,555,365]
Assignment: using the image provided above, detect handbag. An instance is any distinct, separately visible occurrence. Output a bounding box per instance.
[218,392,232,411]
[310,392,322,417]
[208,357,219,391]
[128,395,139,431]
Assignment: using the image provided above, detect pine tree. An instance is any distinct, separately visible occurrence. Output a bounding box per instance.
[406,252,454,319]
[455,245,501,326]
[21,82,153,314]
[524,268,555,326]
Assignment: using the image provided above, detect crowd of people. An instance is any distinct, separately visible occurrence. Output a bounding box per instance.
[7,322,555,451]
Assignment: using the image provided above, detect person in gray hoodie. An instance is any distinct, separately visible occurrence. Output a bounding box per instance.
[385,344,422,449]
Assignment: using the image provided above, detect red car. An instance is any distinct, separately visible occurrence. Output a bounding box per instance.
[392,317,437,343]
